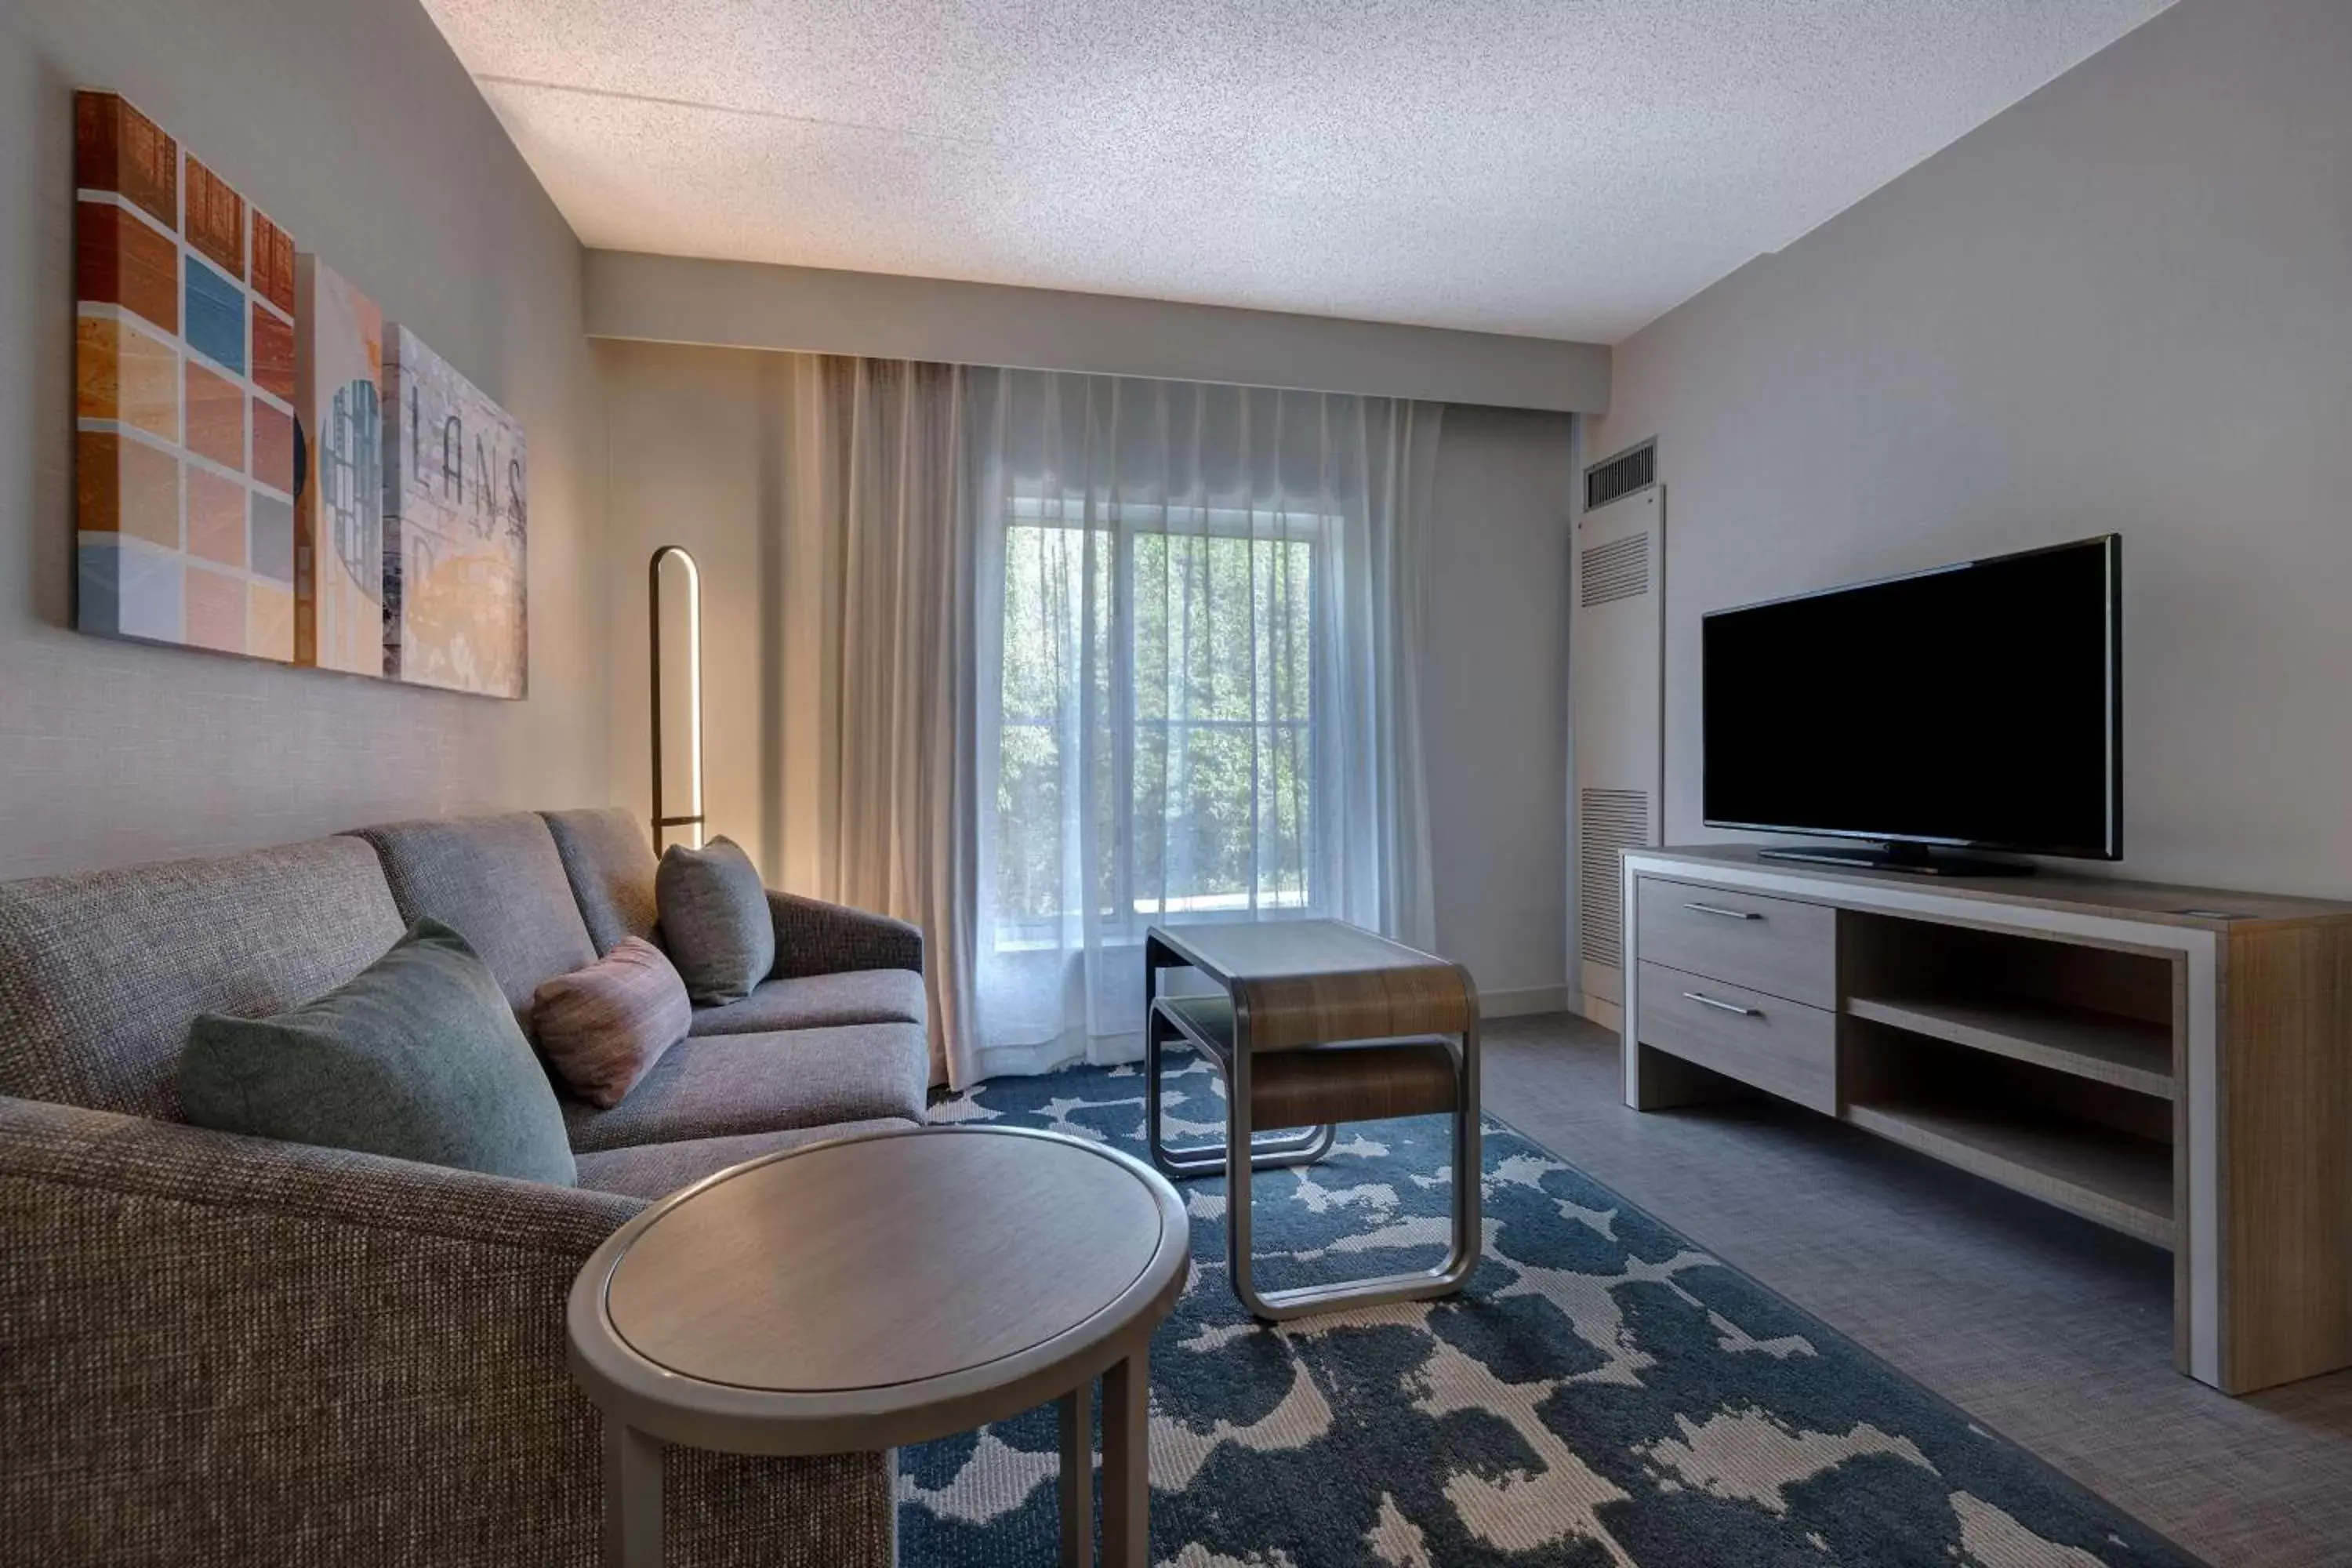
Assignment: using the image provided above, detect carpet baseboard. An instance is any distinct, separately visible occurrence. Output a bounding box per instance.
[1480,982,1570,1018]
[1568,989,1624,1031]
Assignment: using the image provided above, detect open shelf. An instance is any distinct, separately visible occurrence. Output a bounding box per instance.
[1846,994,2173,1099]
[1842,1094,2174,1247]
[1624,848,2352,1393]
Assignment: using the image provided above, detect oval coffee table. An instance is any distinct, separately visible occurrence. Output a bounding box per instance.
[567,1124,1189,1567]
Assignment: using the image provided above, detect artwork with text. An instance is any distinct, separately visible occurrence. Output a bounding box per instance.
[383,325,527,698]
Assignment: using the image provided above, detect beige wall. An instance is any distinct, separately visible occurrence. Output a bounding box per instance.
[0,0,608,877]
[1424,405,1574,1012]
[600,340,1575,1007]
[600,343,772,882]
[1590,0,2352,896]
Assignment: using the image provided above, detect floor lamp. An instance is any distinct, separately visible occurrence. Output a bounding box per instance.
[648,546,706,852]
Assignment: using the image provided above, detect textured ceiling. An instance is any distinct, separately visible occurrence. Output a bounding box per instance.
[422,0,2172,343]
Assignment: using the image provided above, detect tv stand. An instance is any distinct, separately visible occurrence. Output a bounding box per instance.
[1756,840,2034,877]
[1617,844,2352,1396]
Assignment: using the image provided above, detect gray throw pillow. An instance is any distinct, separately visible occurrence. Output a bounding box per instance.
[180,919,578,1186]
[533,937,691,1109]
[656,836,775,1005]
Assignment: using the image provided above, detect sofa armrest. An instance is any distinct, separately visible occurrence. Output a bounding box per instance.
[0,1095,895,1568]
[766,891,924,978]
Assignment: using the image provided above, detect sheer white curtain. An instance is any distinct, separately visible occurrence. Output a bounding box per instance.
[967,370,1442,1077]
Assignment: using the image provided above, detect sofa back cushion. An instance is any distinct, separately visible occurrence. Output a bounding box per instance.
[0,837,405,1120]
[182,919,578,1186]
[346,813,598,1034]
[541,807,661,954]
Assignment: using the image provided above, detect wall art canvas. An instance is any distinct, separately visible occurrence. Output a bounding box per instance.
[74,90,299,662]
[293,256,385,675]
[383,325,528,698]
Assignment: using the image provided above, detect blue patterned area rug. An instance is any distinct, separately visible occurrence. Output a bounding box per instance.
[901,1058,2198,1567]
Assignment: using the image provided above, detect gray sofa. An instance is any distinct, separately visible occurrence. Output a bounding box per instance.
[0,807,924,1567]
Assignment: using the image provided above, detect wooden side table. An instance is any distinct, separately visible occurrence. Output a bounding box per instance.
[1143,918,1481,1320]
[566,1125,1189,1567]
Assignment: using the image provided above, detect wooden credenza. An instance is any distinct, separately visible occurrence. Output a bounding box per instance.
[1619,844,2352,1396]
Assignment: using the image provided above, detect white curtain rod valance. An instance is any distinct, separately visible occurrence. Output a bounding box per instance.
[584,250,1613,417]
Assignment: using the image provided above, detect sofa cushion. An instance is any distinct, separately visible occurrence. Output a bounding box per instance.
[347,813,597,1032]
[0,837,404,1120]
[533,938,691,1109]
[573,1117,918,1200]
[182,920,578,1186]
[656,837,775,1006]
[561,1022,927,1152]
[689,969,927,1037]
[542,807,661,955]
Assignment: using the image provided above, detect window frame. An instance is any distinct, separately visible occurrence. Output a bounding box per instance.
[992,493,1333,949]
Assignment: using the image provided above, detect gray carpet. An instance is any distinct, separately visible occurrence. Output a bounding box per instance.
[1483,1012,2352,1568]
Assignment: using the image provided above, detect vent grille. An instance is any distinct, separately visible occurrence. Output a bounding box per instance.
[1584,439,1656,510]
[1577,789,1651,971]
[1580,534,1651,608]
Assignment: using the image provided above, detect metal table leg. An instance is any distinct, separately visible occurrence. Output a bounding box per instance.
[1229,1022,1483,1322]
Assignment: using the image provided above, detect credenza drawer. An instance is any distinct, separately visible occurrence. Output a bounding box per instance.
[1635,877,1837,1008]
[1636,962,1838,1114]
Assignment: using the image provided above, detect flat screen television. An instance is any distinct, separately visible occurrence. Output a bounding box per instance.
[1702,535,2121,875]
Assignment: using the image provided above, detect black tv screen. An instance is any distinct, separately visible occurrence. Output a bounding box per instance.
[1703,536,2121,860]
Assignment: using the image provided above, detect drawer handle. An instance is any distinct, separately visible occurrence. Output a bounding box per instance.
[1682,990,1763,1018]
[1683,902,1762,920]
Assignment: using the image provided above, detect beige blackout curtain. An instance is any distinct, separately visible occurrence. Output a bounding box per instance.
[770,357,981,1087]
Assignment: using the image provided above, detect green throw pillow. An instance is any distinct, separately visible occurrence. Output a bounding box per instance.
[181,918,578,1186]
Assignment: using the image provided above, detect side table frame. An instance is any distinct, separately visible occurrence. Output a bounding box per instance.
[1142,923,1483,1321]
[567,1125,1187,1568]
